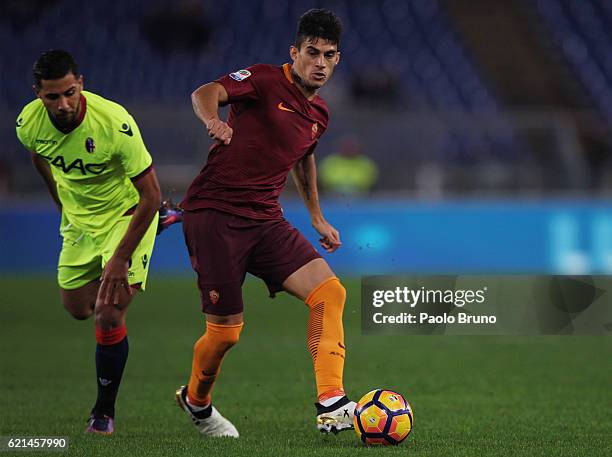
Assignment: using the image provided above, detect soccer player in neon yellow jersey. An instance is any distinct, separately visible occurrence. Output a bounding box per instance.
[15,50,163,435]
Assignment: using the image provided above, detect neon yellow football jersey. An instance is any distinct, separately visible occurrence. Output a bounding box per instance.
[16,91,153,235]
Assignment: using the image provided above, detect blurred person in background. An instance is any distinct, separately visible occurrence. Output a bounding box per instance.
[175,9,356,439]
[319,136,379,196]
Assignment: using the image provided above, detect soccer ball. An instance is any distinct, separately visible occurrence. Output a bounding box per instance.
[353,389,413,445]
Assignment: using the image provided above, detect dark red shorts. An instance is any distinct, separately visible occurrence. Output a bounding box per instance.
[183,208,321,315]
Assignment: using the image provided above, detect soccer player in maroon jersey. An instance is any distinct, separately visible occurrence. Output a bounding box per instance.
[175,9,355,437]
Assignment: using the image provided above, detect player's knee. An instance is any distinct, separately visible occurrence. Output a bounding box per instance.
[217,328,242,351]
[307,277,346,311]
[194,334,239,355]
[220,329,241,350]
[69,309,93,320]
[197,322,243,353]
[95,306,123,329]
[63,302,94,320]
[328,279,346,314]
[195,334,238,354]
[333,279,347,305]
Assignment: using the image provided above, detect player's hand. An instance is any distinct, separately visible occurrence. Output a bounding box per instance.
[99,255,132,305]
[205,118,233,145]
[312,218,342,253]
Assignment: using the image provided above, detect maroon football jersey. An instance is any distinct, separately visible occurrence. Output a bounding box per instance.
[181,64,329,220]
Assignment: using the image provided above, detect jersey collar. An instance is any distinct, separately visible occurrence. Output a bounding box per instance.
[75,94,87,127]
[282,63,321,103]
[282,63,294,83]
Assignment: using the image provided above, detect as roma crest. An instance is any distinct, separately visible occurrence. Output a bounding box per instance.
[209,289,220,305]
[311,123,318,139]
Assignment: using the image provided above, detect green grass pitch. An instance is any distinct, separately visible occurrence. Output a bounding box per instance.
[1,276,611,456]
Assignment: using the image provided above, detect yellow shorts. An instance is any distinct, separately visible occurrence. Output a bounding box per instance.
[57,213,158,290]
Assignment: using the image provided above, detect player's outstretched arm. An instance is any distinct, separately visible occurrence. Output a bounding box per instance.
[291,153,341,253]
[30,152,61,211]
[191,82,233,145]
[99,169,161,305]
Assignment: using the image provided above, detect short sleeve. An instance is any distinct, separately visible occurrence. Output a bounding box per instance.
[116,115,153,179]
[15,112,33,152]
[215,66,260,103]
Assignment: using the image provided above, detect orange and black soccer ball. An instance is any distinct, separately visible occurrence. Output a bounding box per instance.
[353,389,414,445]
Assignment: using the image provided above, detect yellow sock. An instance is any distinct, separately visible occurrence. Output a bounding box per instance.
[187,321,243,406]
[305,277,347,398]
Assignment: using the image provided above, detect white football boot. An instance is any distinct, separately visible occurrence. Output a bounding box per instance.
[176,386,239,438]
[316,396,357,434]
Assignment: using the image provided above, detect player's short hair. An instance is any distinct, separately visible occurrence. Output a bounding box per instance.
[33,49,79,88]
[295,9,342,49]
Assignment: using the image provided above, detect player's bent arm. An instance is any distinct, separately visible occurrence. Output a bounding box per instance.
[191,82,233,145]
[99,168,161,304]
[291,154,342,252]
[30,152,61,211]
[292,153,323,223]
[113,169,161,262]
[192,82,229,121]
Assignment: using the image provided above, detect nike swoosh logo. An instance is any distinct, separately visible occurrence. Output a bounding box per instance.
[277,102,295,113]
[119,123,133,137]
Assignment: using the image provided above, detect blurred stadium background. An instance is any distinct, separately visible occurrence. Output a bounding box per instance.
[2,0,612,274]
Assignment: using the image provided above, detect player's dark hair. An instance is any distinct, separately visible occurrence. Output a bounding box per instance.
[33,49,79,88]
[295,9,342,49]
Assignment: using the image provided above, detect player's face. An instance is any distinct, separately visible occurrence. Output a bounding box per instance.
[290,38,340,91]
[35,73,84,128]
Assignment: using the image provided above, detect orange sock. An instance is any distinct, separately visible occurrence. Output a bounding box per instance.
[305,277,347,398]
[187,321,243,406]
